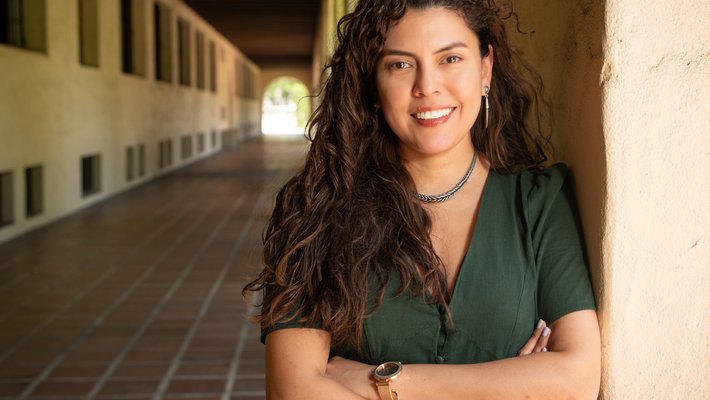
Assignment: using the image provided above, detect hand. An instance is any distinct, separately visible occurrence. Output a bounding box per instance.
[517,319,551,356]
[326,356,379,400]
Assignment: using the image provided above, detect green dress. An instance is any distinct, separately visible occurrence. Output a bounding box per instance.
[262,164,597,365]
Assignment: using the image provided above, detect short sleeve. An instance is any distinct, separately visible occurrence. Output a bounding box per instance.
[259,285,324,344]
[522,163,597,324]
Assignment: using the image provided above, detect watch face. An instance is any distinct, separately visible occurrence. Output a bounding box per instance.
[375,361,402,380]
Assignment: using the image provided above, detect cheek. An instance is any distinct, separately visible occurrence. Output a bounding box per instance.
[450,71,483,119]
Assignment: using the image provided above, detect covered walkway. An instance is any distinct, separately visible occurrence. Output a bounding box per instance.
[0,137,308,399]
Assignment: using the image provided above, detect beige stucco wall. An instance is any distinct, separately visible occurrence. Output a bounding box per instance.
[601,0,710,398]
[512,0,710,398]
[0,0,260,244]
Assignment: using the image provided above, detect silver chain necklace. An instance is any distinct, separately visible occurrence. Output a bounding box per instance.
[417,152,478,203]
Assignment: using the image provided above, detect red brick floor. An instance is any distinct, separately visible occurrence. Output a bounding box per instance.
[0,136,309,399]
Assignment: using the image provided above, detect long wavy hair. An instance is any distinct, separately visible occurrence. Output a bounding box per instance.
[243,0,550,351]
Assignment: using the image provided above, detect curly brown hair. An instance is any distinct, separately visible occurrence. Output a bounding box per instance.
[243,0,550,351]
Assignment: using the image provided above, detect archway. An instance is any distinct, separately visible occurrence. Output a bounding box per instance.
[261,77,311,136]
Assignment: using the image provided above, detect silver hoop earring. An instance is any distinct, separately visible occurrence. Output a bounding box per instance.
[484,85,490,129]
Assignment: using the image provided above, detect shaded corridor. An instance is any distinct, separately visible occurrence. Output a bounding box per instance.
[0,137,309,399]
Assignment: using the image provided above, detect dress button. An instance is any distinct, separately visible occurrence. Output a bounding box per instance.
[435,355,445,364]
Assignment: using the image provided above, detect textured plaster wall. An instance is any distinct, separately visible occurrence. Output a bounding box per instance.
[601,0,710,398]
[0,0,260,244]
[508,0,606,292]
[512,0,710,398]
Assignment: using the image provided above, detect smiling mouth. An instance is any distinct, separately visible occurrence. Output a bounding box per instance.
[413,107,455,120]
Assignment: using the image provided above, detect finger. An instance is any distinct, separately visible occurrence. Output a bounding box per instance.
[517,319,546,356]
[532,326,551,353]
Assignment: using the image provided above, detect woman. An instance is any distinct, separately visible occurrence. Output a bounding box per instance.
[243,0,601,399]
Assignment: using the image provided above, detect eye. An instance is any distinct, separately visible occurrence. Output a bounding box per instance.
[443,55,462,64]
[388,61,411,70]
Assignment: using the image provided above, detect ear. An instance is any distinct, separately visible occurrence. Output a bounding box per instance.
[481,44,494,92]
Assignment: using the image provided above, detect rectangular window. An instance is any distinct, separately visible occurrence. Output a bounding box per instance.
[120,0,145,76]
[0,170,14,228]
[159,139,173,169]
[120,0,133,73]
[211,130,217,148]
[138,143,145,176]
[197,132,205,153]
[154,2,172,82]
[0,0,23,47]
[78,0,99,66]
[81,154,101,197]
[177,18,190,86]
[24,165,42,217]
[0,0,47,52]
[126,146,135,181]
[208,41,216,92]
[181,135,192,160]
[234,59,240,97]
[195,31,204,90]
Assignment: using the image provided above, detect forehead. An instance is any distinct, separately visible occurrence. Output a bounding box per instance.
[383,6,479,49]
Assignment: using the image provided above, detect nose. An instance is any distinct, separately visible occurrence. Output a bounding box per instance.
[412,64,440,97]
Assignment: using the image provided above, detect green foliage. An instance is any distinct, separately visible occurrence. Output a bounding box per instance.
[264,77,311,128]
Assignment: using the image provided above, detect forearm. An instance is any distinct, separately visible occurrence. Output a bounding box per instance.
[267,373,367,400]
[265,328,370,400]
[395,351,599,400]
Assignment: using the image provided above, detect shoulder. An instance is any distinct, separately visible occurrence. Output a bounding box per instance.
[490,163,570,201]
[490,163,575,227]
[519,163,569,197]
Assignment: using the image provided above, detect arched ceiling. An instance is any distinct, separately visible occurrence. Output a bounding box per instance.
[183,0,320,68]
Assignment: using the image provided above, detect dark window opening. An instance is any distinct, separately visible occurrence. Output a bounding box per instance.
[159,139,173,169]
[196,31,204,90]
[211,130,217,148]
[120,0,133,73]
[178,18,190,86]
[0,0,47,52]
[197,132,205,153]
[154,2,172,82]
[0,0,23,47]
[154,3,162,80]
[81,154,101,197]
[209,41,216,92]
[126,146,135,181]
[0,170,14,228]
[181,135,192,160]
[79,0,99,66]
[138,144,145,176]
[24,165,43,217]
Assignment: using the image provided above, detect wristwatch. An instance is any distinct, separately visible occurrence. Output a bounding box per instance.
[373,361,403,400]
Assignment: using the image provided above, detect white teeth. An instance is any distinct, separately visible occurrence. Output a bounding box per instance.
[415,108,453,120]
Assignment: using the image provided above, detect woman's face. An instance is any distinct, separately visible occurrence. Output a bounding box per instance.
[376,7,492,160]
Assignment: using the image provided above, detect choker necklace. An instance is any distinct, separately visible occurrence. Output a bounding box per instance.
[417,152,477,203]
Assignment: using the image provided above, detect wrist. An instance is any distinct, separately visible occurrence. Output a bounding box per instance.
[372,361,403,400]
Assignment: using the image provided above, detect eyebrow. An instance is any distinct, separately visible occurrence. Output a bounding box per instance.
[380,41,469,58]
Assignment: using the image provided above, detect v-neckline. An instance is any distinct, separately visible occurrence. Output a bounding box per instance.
[445,168,493,306]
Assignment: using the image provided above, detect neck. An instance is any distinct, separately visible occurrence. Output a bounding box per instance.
[401,142,476,197]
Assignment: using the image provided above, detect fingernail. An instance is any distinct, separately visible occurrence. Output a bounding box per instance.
[542,327,551,337]
[536,319,544,329]
[542,347,548,352]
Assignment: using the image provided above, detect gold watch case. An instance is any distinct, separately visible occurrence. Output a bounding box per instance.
[374,361,403,381]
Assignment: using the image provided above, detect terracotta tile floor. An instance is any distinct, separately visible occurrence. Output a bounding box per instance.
[0,136,309,399]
